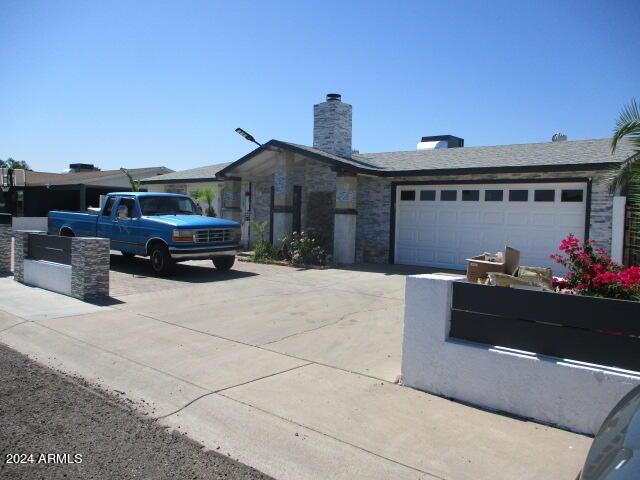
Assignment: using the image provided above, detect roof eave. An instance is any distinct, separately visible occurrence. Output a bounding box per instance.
[216,139,384,178]
[140,176,223,184]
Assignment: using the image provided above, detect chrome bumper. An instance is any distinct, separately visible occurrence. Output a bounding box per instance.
[169,245,240,261]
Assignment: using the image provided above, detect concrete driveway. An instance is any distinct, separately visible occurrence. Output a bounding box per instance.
[0,257,591,479]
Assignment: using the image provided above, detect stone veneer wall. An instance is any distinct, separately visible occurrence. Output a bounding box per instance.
[313,99,352,158]
[13,232,110,301]
[246,159,337,250]
[249,180,272,246]
[0,224,12,273]
[70,237,110,300]
[356,170,613,264]
[12,230,29,282]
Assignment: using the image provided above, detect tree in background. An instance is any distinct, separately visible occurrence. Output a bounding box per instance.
[0,158,31,170]
[609,98,640,265]
[120,168,141,192]
[191,188,217,216]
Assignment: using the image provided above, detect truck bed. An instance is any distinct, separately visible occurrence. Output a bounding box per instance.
[48,210,99,237]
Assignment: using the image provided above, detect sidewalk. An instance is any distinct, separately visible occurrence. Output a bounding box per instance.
[0,273,591,480]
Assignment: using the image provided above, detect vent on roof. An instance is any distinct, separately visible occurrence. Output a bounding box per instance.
[68,163,100,173]
[552,132,567,142]
[417,135,464,150]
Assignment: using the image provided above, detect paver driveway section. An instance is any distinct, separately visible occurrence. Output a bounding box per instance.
[0,258,591,479]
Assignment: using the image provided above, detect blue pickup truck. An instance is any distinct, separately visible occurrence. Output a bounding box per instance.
[48,192,241,276]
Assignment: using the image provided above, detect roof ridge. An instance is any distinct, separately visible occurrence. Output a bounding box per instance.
[355,138,615,156]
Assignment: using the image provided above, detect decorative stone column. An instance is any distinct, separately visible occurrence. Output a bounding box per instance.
[222,177,242,223]
[70,237,110,301]
[333,172,357,264]
[0,214,12,273]
[272,152,294,246]
[12,230,29,282]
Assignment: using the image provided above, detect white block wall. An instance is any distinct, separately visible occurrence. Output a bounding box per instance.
[401,274,640,434]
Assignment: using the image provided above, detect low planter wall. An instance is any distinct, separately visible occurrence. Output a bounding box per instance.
[401,274,640,435]
[14,231,110,301]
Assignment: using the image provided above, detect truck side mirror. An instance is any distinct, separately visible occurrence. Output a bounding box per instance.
[196,205,203,215]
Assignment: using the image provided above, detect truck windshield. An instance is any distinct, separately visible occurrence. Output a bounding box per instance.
[138,196,198,216]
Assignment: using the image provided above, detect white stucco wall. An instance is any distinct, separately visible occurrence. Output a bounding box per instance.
[611,196,626,263]
[401,274,640,434]
[23,259,72,296]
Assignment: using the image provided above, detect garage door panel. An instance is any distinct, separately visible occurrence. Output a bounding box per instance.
[435,251,457,265]
[556,213,583,228]
[397,209,415,225]
[505,213,529,225]
[437,230,456,245]
[398,228,417,243]
[482,212,505,225]
[459,233,482,248]
[437,210,458,224]
[459,211,481,224]
[417,229,436,243]
[417,211,437,223]
[531,213,556,227]
[395,182,587,270]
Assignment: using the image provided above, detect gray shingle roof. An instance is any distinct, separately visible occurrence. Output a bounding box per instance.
[156,138,637,182]
[351,138,635,173]
[140,162,231,183]
[26,167,171,186]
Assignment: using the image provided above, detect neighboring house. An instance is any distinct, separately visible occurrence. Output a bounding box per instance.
[151,94,638,269]
[1,164,171,217]
[139,163,230,218]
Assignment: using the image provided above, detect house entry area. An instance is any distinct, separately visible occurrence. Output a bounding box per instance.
[394,181,588,270]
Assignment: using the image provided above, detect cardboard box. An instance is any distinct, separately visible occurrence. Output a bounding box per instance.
[466,246,520,283]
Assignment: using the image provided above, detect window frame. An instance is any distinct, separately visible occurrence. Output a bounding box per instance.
[461,189,480,201]
[508,189,529,202]
[400,190,416,201]
[534,189,555,202]
[440,190,457,201]
[561,189,584,203]
[419,190,436,201]
[102,196,117,218]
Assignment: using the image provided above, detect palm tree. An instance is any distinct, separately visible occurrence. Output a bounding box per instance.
[191,188,216,216]
[609,98,640,264]
[120,168,141,192]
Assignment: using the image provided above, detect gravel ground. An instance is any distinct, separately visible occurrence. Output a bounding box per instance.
[0,343,273,480]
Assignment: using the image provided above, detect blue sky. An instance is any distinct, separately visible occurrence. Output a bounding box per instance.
[1,0,638,172]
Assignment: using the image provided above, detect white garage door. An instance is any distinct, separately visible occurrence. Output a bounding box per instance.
[394,182,587,270]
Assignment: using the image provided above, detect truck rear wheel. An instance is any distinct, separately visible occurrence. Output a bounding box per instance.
[149,244,174,276]
[212,256,235,272]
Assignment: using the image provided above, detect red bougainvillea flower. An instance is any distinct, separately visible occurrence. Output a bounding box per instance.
[550,234,639,300]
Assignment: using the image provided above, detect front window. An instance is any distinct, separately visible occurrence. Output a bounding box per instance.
[138,196,198,216]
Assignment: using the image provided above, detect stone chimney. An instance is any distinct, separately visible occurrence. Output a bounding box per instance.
[313,93,352,158]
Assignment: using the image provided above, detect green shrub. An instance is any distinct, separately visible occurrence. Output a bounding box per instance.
[252,240,281,263]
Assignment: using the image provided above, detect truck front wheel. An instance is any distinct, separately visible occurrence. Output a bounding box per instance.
[212,256,235,272]
[149,244,175,276]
